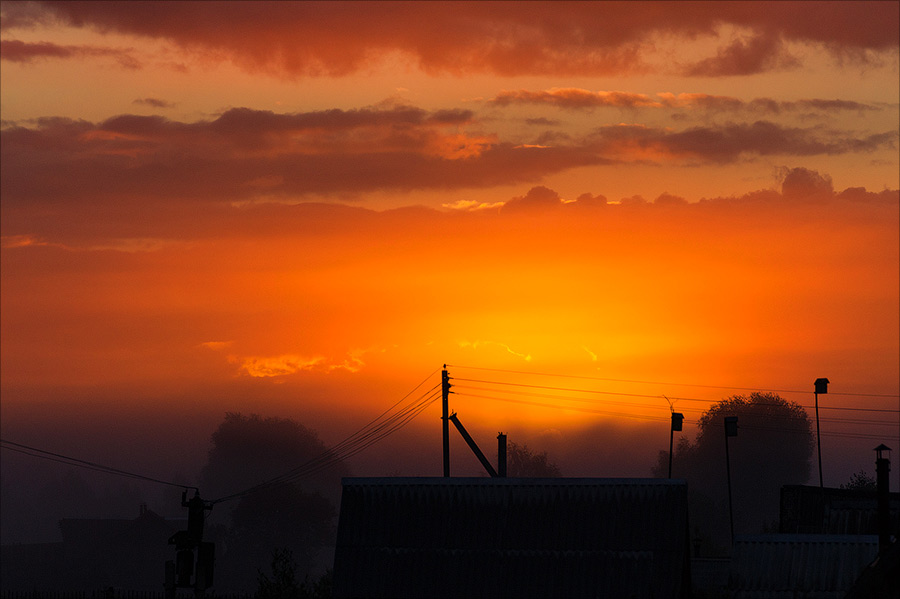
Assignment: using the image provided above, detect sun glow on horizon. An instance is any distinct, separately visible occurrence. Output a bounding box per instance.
[0,2,897,500]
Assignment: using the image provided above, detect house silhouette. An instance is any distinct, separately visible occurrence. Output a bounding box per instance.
[1,504,183,592]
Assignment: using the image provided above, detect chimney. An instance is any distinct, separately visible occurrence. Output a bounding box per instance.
[874,444,891,555]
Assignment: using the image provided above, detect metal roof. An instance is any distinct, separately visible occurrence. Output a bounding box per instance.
[780,485,900,535]
[728,534,879,599]
[333,477,690,599]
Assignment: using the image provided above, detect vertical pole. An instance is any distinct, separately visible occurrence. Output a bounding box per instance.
[725,432,734,545]
[498,433,507,478]
[875,445,891,555]
[724,416,738,547]
[668,426,675,478]
[814,379,828,489]
[668,412,683,478]
[815,391,823,489]
[442,366,450,477]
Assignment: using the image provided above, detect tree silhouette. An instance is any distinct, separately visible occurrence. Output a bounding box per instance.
[256,548,333,599]
[653,393,813,554]
[202,413,347,503]
[256,548,302,599]
[841,469,876,492]
[200,413,348,592]
[506,441,562,477]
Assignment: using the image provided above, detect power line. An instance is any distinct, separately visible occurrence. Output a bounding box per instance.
[0,439,197,490]
[456,395,897,442]
[450,371,898,443]
[212,385,439,503]
[446,364,900,399]
[210,372,442,504]
[452,391,671,423]
[2,370,444,506]
[739,425,898,443]
[449,375,899,414]
[451,383,895,428]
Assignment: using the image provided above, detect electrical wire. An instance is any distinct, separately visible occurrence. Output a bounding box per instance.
[4,365,893,498]
[450,375,899,414]
[449,370,899,443]
[452,391,671,423]
[0,439,197,490]
[210,372,443,504]
[445,364,900,399]
[1,370,445,503]
[451,383,895,428]
[212,386,439,503]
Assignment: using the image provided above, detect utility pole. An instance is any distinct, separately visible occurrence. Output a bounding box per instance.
[814,378,829,488]
[724,416,738,547]
[668,412,683,478]
[167,490,214,598]
[442,366,451,477]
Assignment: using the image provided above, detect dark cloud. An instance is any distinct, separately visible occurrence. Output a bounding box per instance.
[618,195,650,207]
[490,89,882,117]
[793,99,878,112]
[0,39,141,68]
[836,187,900,203]
[574,192,608,208]
[501,186,564,213]
[427,109,476,125]
[525,117,560,127]
[3,107,894,238]
[1,154,896,249]
[780,167,834,201]
[748,98,782,114]
[0,108,608,220]
[654,193,688,206]
[492,89,659,109]
[2,1,895,77]
[1,39,71,60]
[588,121,897,163]
[133,98,174,109]
[684,32,800,76]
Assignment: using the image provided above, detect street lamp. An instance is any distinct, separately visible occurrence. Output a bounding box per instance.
[668,412,684,478]
[814,378,829,488]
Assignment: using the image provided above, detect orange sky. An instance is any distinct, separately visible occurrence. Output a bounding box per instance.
[1,2,898,491]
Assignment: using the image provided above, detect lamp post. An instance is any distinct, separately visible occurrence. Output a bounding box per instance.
[668,412,684,478]
[724,416,738,546]
[814,378,829,488]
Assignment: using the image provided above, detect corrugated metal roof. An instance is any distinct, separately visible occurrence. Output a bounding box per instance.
[729,534,879,599]
[333,477,689,599]
[780,485,900,535]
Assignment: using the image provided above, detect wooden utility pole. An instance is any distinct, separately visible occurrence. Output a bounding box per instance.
[442,367,451,477]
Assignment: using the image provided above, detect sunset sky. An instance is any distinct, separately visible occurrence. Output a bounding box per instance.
[1,1,898,511]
